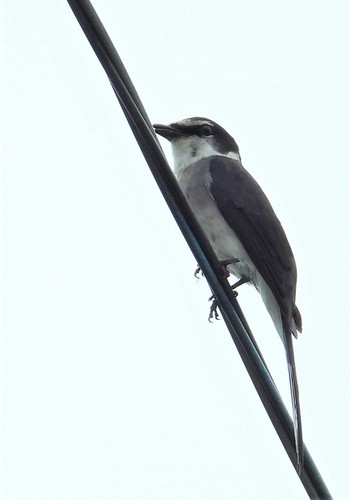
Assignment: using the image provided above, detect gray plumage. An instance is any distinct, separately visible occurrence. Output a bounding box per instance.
[154,117,303,470]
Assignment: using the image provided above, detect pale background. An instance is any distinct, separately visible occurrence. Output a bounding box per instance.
[2,1,350,498]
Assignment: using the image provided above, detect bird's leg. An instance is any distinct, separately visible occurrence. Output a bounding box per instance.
[208,276,250,322]
[220,258,240,267]
[218,258,240,278]
[194,257,239,279]
[208,275,249,301]
[229,275,250,291]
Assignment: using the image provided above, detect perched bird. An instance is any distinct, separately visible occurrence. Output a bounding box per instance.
[154,117,303,470]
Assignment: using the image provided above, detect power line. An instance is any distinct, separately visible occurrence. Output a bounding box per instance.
[67,1,332,497]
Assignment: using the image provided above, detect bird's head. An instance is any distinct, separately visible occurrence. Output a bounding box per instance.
[154,117,241,177]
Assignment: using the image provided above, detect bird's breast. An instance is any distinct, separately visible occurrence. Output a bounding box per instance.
[178,166,256,282]
[177,161,285,340]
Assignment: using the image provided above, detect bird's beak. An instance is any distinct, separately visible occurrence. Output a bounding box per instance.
[153,124,186,141]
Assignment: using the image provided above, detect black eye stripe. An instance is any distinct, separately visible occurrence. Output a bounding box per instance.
[171,123,214,136]
[170,117,240,155]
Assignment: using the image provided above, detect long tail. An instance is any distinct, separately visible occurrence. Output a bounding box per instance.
[284,329,304,474]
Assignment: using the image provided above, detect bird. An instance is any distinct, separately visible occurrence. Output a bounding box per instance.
[154,117,303,471]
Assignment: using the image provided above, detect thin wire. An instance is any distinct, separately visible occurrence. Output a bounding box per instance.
[67,1,332,497]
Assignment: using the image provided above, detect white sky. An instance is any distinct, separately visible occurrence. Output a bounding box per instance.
[2,1,350,498]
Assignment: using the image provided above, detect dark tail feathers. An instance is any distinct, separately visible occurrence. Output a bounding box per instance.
[284,328,303,474]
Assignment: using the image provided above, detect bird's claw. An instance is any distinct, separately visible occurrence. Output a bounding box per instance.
[208,289,239,322]
[208,297,220,322]
[194,265,203,278]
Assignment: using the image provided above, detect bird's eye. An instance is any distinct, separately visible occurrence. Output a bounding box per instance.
[200,125,213,136]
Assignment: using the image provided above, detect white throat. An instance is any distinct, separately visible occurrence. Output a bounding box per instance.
[171,136,241,178]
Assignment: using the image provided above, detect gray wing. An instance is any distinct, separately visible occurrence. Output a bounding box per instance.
[209,156,303,468]
[208,156,299,327]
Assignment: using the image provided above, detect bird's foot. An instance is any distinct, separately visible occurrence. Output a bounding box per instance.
[208,297,220,322]
[194,265,203,278]
[208,290,239,322]
[208,276,250,322]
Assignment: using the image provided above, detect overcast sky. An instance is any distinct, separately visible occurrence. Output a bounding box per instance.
[2,1,350,498]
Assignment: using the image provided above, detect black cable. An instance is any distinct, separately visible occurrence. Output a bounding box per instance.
[66,1,332,497]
